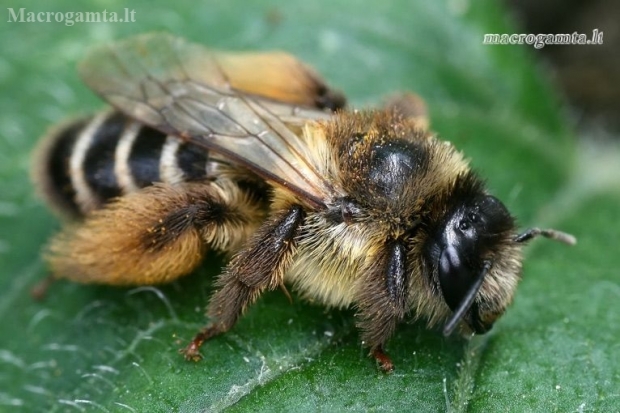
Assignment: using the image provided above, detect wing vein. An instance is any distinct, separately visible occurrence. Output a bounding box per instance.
[79,33,341,210]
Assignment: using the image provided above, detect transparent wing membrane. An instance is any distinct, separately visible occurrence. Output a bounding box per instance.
[79,33,340,207]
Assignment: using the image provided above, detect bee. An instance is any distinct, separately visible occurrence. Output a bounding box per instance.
[33,33,576,372]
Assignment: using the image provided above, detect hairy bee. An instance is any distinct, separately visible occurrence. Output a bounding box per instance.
[33,33,575,371]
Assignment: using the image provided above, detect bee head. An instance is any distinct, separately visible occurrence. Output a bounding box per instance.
[433,193,518,335]
[427,179,576,336]
[424,175,523,336]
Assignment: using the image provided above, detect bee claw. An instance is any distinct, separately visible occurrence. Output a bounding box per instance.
[180,325,224,362]
[372,347,394,373]
[180,330,207,362]
[179,343,203,362]
[30,274,56,301]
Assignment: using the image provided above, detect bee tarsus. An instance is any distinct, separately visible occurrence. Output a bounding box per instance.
[372,346,395,373]
[180,325,221,362]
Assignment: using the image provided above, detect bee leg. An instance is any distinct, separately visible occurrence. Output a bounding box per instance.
[47,181,261,285]
[30,274,56,301]
[356,241,408,372]
[372,346,394,372]
[181,205,304,361]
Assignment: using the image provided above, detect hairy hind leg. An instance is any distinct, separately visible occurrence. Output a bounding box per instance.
[46,180,263,285]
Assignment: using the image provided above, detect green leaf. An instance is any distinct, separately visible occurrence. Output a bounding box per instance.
[1,0,618,411]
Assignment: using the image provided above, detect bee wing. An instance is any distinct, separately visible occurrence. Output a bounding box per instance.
[78,33,343,207]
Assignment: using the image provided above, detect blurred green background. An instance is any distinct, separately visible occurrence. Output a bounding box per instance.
[1,1,618,412]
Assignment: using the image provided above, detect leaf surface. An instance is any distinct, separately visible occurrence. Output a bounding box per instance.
[1,1,617,411]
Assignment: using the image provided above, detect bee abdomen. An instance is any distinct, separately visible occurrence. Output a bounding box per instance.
[33,111,210,218]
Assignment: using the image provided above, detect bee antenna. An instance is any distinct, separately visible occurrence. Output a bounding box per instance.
[514,228,577,246]
[443,260,492,337]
